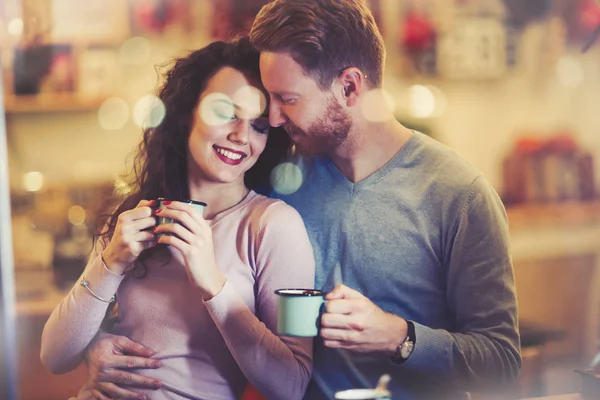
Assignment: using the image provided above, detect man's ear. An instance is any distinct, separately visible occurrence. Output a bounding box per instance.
[338,68,366,107]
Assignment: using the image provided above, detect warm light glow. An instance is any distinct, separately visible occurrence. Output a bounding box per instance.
[360,89,396,122]
[119,37,152,65]
[556,56,584,88]
[68,205,86,226]
[7,18,23,36]
[22,172,44,192]
[232,85,267,119]
[408,85,436,118]
[113,177,133,196]
[133,95,166,129]
[199,92,235,127]
[271,162,304,195]
[98,97,130,130]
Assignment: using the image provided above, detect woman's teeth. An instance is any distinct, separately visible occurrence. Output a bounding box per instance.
[216,147,243,160]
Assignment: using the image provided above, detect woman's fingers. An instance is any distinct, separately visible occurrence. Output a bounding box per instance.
[137,199,155,208]
[155,206,205,235]
[119,203,154,225]
[153,223,194,244]
[122,217,157,234]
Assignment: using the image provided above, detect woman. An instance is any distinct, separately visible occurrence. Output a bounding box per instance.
[41,38,314,400]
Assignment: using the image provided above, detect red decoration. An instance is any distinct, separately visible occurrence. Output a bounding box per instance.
[132,0,184,32]
[402,13,436,52]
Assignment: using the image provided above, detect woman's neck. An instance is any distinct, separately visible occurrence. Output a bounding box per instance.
[188,180,249,220]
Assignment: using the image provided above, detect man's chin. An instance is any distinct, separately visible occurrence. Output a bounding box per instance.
[294,140,327,157]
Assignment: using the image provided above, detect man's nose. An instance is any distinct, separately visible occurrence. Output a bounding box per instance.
[228,119,250,144]
[269,102,287,127]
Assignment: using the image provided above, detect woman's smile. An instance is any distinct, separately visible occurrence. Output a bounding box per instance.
[213,144,247,166]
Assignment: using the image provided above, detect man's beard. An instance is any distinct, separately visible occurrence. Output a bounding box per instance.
[284,97,351,157]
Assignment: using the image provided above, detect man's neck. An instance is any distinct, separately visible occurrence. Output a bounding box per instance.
[329,119,413,183]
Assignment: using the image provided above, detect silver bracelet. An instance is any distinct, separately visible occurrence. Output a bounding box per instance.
[80,278,116,303]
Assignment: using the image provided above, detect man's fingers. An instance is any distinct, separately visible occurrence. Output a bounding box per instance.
[325,284,364,300]
[320,327,357,343]
[324,298,359,315]
[88,389,111,400]
[100,368,162,390]
[72,387,111,400]
[96,382,146,400]
[105,354,162,369]
[320,310,353,328]
[115,336,156,357]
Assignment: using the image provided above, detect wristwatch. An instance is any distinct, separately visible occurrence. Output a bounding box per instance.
[391,320,415,364]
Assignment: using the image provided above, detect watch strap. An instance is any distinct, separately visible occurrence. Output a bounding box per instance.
[391,320,416,364]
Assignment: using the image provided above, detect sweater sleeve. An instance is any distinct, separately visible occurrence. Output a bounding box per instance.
[40,241,124,374]
[399,175,521,391]
[204,201,315,400]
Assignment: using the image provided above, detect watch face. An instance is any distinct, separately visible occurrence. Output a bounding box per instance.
[401,341,414,359]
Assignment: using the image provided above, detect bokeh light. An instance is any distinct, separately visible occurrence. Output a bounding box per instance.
[133,94,166,129]
[408,85,440,119]
[7,19,23,36]
[360,89,396,122]
[98,97,130,130]
[232,85,267,119]
[199,92,235,127]
[68,205,86,226]
[22,172,44,192]
[119,36,152,65]
[113,177,133,197]
[271,162,304,195]
[556,56,584,88]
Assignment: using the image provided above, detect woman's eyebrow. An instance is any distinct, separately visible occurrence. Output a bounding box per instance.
[214,98,270,118]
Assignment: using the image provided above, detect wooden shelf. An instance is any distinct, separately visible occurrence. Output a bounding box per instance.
[3,93,105,113]
[506,200,600,230]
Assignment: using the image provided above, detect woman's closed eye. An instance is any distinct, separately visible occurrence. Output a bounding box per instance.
[251,118,270,134]
[213,102,237,122]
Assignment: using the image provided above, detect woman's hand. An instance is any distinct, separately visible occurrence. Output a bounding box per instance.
[102,200,157,275]
[153,201,226,300]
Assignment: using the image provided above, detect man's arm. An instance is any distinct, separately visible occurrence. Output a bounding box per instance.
[404,175,521,389]
[80,331,163,400]
[319,176,521,391]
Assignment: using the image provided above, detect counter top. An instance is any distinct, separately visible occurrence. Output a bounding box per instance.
[521,395,582,400]
[14,270,69,318]
[506,200,600,230]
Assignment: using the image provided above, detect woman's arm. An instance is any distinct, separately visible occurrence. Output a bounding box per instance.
[204,202,315,400]
[41,199,156,374]
[40,250,124,374]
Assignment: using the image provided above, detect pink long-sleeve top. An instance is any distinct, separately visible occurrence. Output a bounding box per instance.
[41,191,315,400]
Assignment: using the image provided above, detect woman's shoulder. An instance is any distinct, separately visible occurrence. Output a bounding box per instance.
[246,191,303,224]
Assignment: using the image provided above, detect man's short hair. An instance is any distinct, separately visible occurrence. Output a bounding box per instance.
[250,0,385,90]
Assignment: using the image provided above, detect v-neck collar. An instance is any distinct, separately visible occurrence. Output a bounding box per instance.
[322,131,421,191]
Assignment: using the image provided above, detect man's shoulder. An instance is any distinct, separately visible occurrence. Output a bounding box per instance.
[409,133,483,189]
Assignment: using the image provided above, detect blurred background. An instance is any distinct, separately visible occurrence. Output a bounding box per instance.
[1,0,600,399]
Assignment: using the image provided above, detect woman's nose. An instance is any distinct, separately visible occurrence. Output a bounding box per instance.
[228,119,250,144]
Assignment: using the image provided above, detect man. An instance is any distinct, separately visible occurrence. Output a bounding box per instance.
[74,1,520,399]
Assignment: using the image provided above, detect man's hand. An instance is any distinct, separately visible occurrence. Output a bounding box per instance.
[85,332,162,400]
[69,384,110,400]
[320,284,408,356]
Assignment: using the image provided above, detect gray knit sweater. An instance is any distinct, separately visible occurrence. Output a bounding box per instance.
[274,131,521,400]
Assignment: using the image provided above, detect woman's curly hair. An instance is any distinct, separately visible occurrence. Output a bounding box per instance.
[97,37,290,255]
